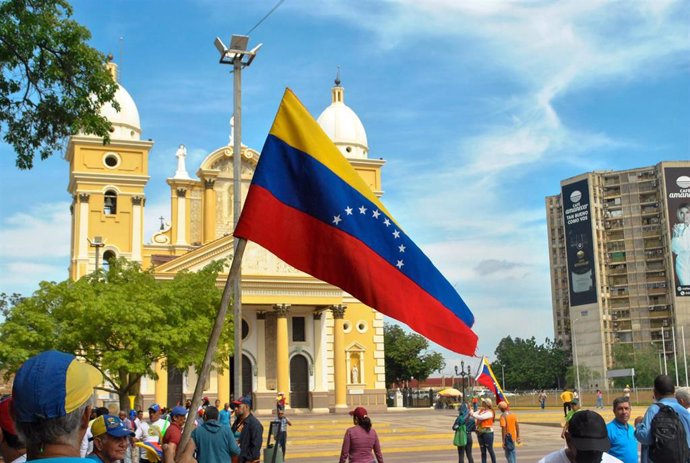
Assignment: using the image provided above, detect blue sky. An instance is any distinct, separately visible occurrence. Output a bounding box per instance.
[1,0,688,374]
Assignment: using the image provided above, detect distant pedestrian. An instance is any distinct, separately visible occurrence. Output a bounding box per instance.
[560,389,574,417]
[276,392,286,414]
[634,374,690,463]
[276,410,291,459]
[472,396,479,412]
[179,406,239,463]
[339,406,384,463]
[498,401,520,463]
[596,389,604,409]
[470,398,496,463]
[623,385,631,399]
[538,390,547,410]
[538,410,622,463]
[606,397,637,463]
[561,399,581,439]
[218,403,231,427]
[452,402,474,463]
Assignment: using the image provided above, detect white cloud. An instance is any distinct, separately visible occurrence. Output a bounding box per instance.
[0,202,71,259]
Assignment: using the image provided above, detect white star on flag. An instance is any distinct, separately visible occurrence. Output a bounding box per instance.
[383,218,391,227]
[359,205,367,214]
[396,260,404,269]
[372,210,381,219]
[345,206,353,215]
[398,244,406,253]
[392,230,400,239]
[333,215,342,225]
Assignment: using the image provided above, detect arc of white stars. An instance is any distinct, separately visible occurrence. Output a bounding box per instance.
[332,215,342,225]
[345,206,353,215]
[372,209,381,219]
[396,260,404,269]
[359,205,367,214]
[392,230,400,239]
[398,244,406,253]
[383,218,391,227]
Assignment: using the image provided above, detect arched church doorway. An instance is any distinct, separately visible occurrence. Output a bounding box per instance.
[289,354,309,408]
[229,354,253,400]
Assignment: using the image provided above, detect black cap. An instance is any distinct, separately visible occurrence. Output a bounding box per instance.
[568,411,611,452]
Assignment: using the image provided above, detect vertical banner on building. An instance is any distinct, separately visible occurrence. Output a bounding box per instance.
[562,179,598,306]
[664,167,690,297]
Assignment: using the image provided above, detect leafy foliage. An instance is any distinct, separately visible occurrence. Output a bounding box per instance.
[0,0,118,169]
[611,343,668,388]
[0,258,229,408]
[384,323,445,386]
[493,336,569,390]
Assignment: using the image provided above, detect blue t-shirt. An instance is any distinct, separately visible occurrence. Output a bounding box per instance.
[606,419,637,463]
[218,409,231,426]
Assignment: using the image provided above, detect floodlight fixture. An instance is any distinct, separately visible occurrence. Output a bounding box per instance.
[214,34,262,67]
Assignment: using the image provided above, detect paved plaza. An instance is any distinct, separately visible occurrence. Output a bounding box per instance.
[270,406,618,462]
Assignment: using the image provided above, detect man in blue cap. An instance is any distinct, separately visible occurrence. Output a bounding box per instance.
[162,406,187,463]
[88,415,135,463]
[231,396,263,463]
[12,350,103,462]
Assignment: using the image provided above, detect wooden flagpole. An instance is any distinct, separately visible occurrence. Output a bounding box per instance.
[177,237,247,456]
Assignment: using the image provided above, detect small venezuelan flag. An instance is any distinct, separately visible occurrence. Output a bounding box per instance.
[475,356,508,404]
[234,89,478,355]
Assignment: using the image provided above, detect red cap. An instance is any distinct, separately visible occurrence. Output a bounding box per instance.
[348,406,368,419]
[0,397,17,435]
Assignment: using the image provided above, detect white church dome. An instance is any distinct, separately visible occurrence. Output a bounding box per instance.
[317,77,368,159]
[87,59,141,141]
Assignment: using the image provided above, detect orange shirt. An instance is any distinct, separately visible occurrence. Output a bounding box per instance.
[500,412,518,440]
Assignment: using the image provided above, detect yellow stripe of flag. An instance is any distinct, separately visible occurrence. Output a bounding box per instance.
[269,88,397,226]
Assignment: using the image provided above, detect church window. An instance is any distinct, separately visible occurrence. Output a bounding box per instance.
[292,316,305,342]
[104,154,119,167]
[343,321,352,333]
[356,320,368,333]
[104,190,117,215]
[242,319,249,340]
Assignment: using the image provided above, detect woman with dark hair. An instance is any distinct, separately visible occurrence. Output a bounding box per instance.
[452,401,475,463]
[672,202,690,286]
[339,407,384,463]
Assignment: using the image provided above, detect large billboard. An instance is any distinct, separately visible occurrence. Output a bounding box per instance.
[562,179,598,306]
[664,167,690,297]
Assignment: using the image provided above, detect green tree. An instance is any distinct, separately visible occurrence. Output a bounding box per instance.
[494,336,569,390]
[611,343,664,388]
[384,323,445,387]
[0,0,118,169]
[0,258,231,409]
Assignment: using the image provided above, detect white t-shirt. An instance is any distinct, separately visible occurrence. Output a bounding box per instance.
[538,449,623,463]
[135,418,167,459]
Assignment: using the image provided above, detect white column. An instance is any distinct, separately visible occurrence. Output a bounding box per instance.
[78,194,89,260]
[131,196,143,261]
[314,311,325,390]
[175,188,187,246]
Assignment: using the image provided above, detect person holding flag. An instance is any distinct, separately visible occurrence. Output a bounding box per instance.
[471,398,497,463]
[474,357,508,405]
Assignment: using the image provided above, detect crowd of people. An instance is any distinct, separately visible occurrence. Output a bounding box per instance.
[0,350,287,463]
[449,374,690,463]
[3,349,690,463]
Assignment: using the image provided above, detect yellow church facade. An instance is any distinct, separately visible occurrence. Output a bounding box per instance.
[66,62,387,414]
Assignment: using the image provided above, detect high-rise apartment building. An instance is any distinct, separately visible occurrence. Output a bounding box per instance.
[546,161,690,388]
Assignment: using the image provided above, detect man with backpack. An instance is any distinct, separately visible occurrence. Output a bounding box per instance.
[634,374,690,463]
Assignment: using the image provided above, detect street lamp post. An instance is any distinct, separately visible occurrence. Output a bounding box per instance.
[87,236,105,271]
[572,318,582,400]
[455,361,471,401]
[214,34,261,398]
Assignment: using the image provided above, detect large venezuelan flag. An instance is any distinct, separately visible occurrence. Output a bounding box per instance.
[475,357,508,404]
[234,89,478,355]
